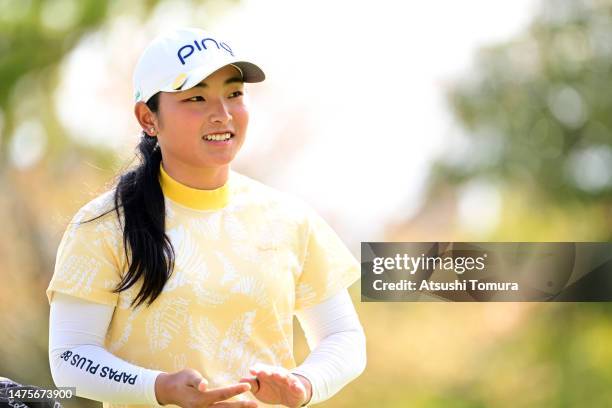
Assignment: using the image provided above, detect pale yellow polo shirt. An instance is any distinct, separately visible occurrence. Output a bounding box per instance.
[47,164,360,408]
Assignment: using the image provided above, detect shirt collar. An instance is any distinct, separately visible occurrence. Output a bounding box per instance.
[158,163,230,210]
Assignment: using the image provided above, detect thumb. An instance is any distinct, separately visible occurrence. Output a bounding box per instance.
[184,370,208,391]
[196,377,208,392]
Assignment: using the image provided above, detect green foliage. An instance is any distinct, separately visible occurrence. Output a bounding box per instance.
[440,0,612,204]
[0,0,117,165]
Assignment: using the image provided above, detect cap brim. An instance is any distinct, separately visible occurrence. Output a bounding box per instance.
[231,61,265,83]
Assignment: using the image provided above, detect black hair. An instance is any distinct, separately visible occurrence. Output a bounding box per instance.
[80,92,175,308]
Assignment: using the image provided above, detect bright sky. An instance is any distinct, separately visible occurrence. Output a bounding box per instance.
[54,0,536,248]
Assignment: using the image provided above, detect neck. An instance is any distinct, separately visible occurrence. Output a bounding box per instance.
[158,161,231,211]
[160,158,229,190]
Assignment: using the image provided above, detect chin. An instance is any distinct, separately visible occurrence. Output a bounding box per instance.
[202,156,235,167]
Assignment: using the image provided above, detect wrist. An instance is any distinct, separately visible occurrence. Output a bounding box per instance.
[292,374,312,406]
[154,373,171,406]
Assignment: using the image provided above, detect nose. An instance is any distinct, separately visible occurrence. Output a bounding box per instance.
[208,97,231,124]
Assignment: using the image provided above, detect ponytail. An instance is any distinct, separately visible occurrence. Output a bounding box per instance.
[80,92,175,308]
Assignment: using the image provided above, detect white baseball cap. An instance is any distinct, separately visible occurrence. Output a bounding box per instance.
[133,27,265,103]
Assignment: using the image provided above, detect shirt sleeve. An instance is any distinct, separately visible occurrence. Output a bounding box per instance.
[49,293,163,406]
[292,289,367,405]
[294,207,360,311]
[46,200,124,307]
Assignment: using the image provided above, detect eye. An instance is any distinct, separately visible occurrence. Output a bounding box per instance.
[229,90,243,98]
[186,95,205,102]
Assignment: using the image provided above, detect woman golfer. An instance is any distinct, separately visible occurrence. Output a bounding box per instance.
[46,27,365,408]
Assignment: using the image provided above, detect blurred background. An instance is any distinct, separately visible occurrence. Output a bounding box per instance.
[1,0,612,406]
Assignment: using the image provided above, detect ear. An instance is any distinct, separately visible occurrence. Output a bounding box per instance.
[134,101,159,136]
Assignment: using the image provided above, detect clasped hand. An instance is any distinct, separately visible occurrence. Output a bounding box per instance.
[155,365,311,408]
[240,363,311,408]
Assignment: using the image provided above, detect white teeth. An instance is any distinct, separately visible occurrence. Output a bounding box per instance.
[204,132,231,141]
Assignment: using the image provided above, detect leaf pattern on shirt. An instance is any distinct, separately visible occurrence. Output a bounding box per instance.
[187,311,286,386]
[145,296,190,352]
[216,250,238,285]
[165,225,229,306]
[172,352,188,371]
[116,286,137,310]
[192,283,229,306]
[165,199,176,220]
[108,306,143,353]
[167,225,209,288]
[230,276,269,308]
[231,240,263,263]
[187,315,220,361]
[55,254,100,297]
[218,310,255,363]
[191,211,222,241]
[256,214,293,248]
[223,212,248,241]
[239,296,294,342]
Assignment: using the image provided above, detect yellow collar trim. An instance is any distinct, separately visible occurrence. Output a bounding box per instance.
[159,163,230,211]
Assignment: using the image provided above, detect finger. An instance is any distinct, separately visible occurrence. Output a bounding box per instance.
[186,372,207,388]
[257,367,274,377]
[271,371,291,386]
[249,367,265,376]
[239,377,259,393]
[197,378,209,393]
[271,371,285,380]
[290,377,302,388]
[290,380,305,394]
[249,371,264,382]
[286,377,297,388]
[205,383,251,403]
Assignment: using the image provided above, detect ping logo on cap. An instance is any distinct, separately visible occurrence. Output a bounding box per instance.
[177,37,234,65]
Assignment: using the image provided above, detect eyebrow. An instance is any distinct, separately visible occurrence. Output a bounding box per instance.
[192,77,244,88]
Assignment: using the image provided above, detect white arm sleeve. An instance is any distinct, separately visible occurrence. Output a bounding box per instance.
[292,289,366,405]
[48,292,164,406]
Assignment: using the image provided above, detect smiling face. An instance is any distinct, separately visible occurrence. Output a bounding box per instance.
[137,64,249,188]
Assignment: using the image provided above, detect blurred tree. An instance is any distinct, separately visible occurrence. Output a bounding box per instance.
[409,3,612,403]
[1,0,96,272]
[1,0,111,162]
[430,0,612,237]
